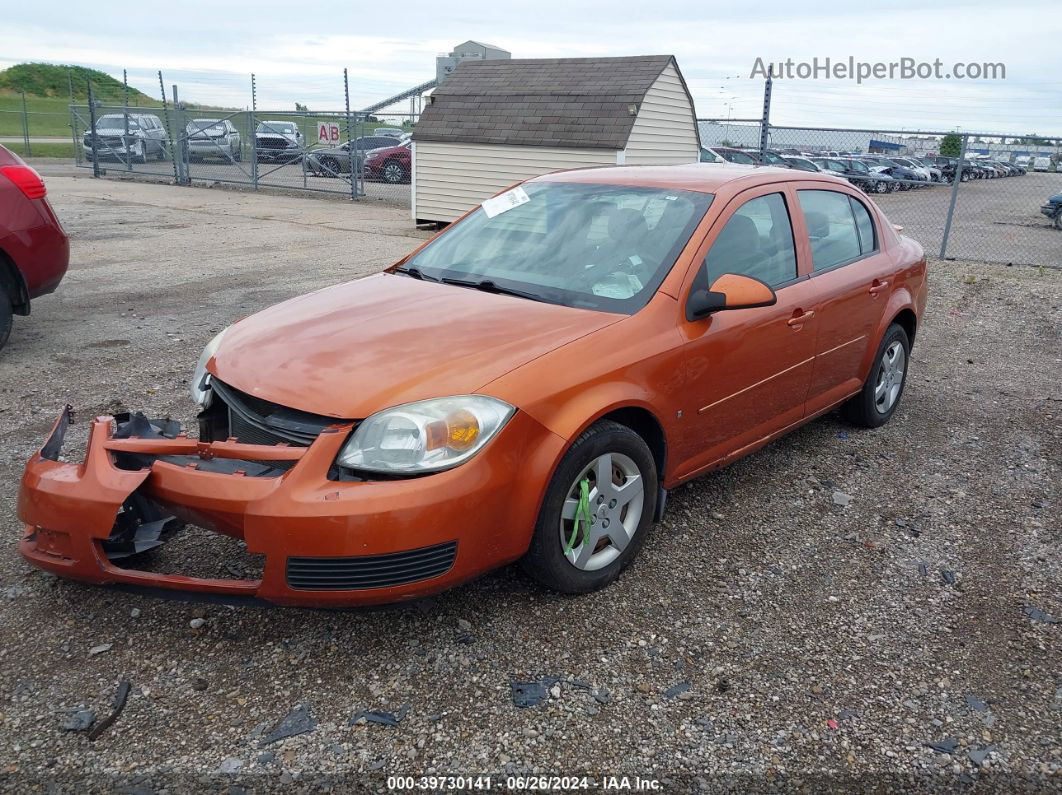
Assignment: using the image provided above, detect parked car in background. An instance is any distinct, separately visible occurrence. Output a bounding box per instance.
[782,156,821,172]
[860,157,925,190]
[835,158,897,194]
[82,113,169,163]
[0,145,68,351]
[707,147,759,165]
[1041,192,1062,230]
[306,135,403,176]
[16,163,927,606]
[1032,157,1050,172]
[364,140,412,183]
[730,148,791,167]
[891,157,935,182]
[373,127,406,138]
[255,121,304,163]
[186,119,241,162]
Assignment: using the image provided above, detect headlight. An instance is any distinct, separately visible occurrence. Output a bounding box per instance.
[190,328,228,407]
[337,396,514,474]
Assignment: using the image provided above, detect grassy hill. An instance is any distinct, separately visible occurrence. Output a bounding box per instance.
[0,63,159,104]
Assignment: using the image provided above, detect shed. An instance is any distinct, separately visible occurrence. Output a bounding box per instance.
[411,55,700,223]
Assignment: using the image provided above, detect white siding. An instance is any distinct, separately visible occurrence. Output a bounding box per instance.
[414,142,617,222]
[623,63,700,166]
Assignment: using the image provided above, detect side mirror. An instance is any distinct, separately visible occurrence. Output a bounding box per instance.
[686,273,777,321]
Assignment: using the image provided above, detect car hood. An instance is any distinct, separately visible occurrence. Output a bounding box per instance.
[210,273,620,418]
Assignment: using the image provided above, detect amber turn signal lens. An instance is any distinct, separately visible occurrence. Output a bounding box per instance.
[445,409,480,451]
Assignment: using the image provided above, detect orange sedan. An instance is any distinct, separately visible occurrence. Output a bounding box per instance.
[17,164,927,606]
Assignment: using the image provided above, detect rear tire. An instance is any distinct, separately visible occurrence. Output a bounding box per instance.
[0,283,13,352]
[521,420,657,594]
[842,323,910,428]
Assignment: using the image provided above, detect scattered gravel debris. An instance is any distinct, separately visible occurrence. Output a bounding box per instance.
[0,177,1059,787]
[86,643,112,656]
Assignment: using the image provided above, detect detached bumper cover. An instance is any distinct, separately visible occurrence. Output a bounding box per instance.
[18,407,562,607]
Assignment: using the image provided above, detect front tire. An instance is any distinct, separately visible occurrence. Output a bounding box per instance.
[521,420,657,594]
[842,323,910,428]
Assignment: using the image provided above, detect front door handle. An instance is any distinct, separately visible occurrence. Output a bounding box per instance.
[787,310,815,327]
[869,279,890,296]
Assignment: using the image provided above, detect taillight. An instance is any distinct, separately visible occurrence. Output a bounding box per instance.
[0,165,47,199]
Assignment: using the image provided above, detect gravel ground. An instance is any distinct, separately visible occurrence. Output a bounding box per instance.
[0,173,1059,792]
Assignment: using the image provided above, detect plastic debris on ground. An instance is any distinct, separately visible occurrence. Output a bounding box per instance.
[261,703,316,745]
[1023,604,1059,623]
[350,704,410,727]
[60,709,96,732]
[924,737,959,755]
[88,680,131,740]
[664,682,691,699]
[511,677,560,708]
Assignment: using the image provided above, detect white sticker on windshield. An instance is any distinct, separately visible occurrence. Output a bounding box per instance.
[482,186,530,218]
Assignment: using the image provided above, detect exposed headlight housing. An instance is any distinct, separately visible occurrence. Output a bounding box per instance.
[337,396,514,474]
[190,328,228,407]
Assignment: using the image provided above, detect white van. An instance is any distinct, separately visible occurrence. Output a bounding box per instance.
[1032,157,1051,172]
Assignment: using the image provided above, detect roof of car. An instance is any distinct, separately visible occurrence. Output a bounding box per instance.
[530,162,849,193]
[413,55,691,150]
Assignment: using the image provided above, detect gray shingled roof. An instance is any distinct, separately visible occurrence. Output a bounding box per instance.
[412,55,688,150]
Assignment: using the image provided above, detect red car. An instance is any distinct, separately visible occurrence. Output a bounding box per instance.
[0,145,69,350]
[364,140,411,184]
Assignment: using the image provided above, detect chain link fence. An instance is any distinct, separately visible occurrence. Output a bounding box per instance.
[699,119,1061,267]
[64,71,416,207]
[9,67,1059,267]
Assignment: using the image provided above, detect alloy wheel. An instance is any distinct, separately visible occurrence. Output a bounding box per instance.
[874,341,906,414]
[558,452,644,572]
[384,162,405,183]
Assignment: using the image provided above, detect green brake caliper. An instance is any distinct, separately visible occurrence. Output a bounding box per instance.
[563,477,593,555]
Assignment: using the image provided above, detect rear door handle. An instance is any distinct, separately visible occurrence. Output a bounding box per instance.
[869,279,890,296]
[787,310,815,327]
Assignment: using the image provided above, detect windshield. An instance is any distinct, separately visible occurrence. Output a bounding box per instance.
[785,158,818,172]
[405,181,713,314]
[258,122,295,134]
[96,115,141,129]
[188,120,222,131]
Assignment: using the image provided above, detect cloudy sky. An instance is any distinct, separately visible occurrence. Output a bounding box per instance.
[3,0,1060,136]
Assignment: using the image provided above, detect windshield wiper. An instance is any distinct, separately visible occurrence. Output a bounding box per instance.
[392,266,438,281]
[440,277,545,303]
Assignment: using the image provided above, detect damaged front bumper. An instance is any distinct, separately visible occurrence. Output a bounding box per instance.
[18,406,561,607]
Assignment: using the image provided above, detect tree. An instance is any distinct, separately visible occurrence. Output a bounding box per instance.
[939,133,962,157]
[295,102,308,112]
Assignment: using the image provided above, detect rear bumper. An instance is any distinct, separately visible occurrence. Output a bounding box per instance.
[1,210,69,302]
[18,407,563,607]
